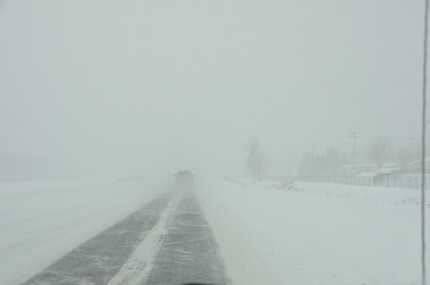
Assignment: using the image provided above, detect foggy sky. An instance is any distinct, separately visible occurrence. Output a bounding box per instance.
[0,1,426,179]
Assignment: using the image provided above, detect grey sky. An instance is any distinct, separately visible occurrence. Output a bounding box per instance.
[0,1,426,179]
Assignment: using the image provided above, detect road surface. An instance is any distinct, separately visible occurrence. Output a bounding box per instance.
[22,187,229,285]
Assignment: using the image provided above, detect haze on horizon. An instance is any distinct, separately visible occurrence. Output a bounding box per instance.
[0,1,426,180]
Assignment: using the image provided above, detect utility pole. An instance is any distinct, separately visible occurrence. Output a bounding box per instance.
[279,156,284,175]
[349,132,359,173]
[310,141,317,155]
[290,151,293,175]
[410,137,416,161]
[310,141,317,175]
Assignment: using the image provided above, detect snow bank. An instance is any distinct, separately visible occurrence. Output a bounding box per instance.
[0,179,164,285]
[256,180,424,207]
[197,179,430,285]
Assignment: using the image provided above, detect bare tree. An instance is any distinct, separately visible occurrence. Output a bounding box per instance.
[413,142,423,161]
[397,146,413,173]
[298,147,348,176]
[366,136,390,169]
[244,136,270,182]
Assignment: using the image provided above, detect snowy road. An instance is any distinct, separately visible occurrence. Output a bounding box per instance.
[6,178,427,285]
[21,187,228,285]
[143,189,228,285]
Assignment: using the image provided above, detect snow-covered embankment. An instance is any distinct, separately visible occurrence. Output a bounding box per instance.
[0,179,164,285]
[198,179,429,285]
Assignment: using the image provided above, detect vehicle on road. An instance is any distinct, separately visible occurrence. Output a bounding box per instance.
[174,170,195,185]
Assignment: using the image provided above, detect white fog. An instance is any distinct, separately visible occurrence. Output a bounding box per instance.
[0,1,425,179]
[0,1,429,285]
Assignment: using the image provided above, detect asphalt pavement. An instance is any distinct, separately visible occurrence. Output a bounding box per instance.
[21,186,228,285]
[143,188,228,285]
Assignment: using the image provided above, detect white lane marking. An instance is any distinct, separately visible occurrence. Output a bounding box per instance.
[107,192,181,285]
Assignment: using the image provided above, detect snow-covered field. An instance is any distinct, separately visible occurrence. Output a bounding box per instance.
[197,179,429,285]
[0,179,165,285]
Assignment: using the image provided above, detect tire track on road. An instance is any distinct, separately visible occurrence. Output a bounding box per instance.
[21,191,174,285]
[21,187,229,285]
[143,188,229,285]
[107,192,181,285]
